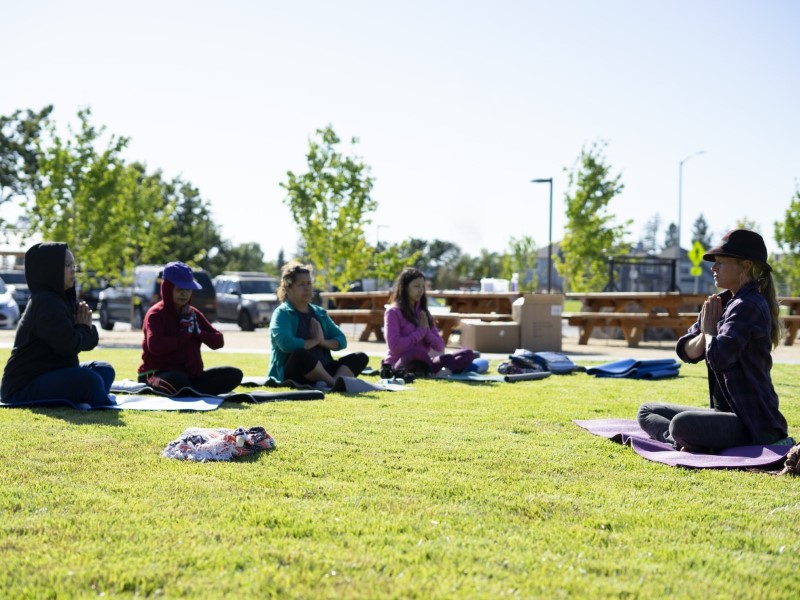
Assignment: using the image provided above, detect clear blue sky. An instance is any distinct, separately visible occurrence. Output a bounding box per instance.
[3,0,798,261]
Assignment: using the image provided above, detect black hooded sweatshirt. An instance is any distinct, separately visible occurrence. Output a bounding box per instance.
[0,242,99,399]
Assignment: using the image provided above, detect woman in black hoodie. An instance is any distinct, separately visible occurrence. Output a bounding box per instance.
[0,242,115,408]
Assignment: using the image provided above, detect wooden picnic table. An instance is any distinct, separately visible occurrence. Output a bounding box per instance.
[565,292,707,317]
[563,292,707,347]
[779,297,800,346]
[563,292,800,348]
[320,291,388,342]
[319,290,521,343]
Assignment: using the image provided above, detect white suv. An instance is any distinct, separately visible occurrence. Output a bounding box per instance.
[213,272,279,331]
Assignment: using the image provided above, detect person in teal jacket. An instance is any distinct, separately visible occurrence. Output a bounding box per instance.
[268,261,368,385]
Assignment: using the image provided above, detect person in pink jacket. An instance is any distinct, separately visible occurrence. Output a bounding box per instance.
[383,268,473,376]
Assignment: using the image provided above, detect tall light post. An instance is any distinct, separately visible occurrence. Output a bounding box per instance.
[531,178,553,293]
[677,151,704,289]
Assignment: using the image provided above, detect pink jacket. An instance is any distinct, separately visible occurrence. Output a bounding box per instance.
[383,303,445,365]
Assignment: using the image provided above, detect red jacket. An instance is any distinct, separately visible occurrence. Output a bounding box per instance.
[138,278,224,377]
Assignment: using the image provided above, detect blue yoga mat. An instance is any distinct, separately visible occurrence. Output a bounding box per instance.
[586,358,681,379]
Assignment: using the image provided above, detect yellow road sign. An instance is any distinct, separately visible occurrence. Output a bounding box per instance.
[690,265,703,277]
[688,240,706,266]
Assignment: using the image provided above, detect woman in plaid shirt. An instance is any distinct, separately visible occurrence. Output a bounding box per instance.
[638,230,790,451]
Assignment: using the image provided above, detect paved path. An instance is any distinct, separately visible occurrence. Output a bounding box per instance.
[3,321,798,364]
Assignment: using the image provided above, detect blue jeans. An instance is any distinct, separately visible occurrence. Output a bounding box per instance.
[5,361,115,408]
[636,402,783,451]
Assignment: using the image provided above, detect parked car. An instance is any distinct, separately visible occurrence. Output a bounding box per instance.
[0,277,21,328]
[98,265,217,330]
[213,272,280,331]
[0,269,30,313]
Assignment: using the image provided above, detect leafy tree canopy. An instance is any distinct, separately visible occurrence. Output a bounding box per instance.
[23,108,172,285]
[691,213,713,249]
[557,140,630,292]
[663,222,679,251]
[641,214,661,255]
[0,105,53,212]
[281,125,376,292]
[774,187,800,295]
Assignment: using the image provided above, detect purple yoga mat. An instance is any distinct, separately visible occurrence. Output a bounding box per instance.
[574,418,793,469]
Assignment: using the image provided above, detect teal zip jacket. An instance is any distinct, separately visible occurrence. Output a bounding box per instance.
[267,301,347,382]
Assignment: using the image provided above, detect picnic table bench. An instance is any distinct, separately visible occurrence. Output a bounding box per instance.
[562,311,698,348]
[782,314,800,346]
[562,295,800,348]
[321,290,518,344]
[325,307,513,345]
[780,298,800,346]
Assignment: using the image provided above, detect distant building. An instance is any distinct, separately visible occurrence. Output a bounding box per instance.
[534,241,564,293]
[659,244,716,294]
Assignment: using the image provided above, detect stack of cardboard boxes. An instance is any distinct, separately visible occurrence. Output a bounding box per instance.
[458,294,563,353]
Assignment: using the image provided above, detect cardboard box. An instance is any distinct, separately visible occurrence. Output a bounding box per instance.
[459,320,520,353]
[512,294,564,352]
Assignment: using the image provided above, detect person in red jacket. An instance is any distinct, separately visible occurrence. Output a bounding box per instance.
[137,261,242,396]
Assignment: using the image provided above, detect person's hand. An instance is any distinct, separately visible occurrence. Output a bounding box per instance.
[700,295,722,336]
[75,301,92,326]
[309,317,324,346]
[419,312,430,329]
[179,306,199,336]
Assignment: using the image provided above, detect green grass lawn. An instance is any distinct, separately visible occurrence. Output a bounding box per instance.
[1,348,799,598]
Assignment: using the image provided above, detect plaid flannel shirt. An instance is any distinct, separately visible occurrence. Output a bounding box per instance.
[676,280,788,441]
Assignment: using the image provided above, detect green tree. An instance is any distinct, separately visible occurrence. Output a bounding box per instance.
[691,213,713,248]
[641,215,661,255]
[735,217,760,232]
[398,238,462,288]
[156,177,224,271]
[281,126,376,292]
[774,187,800,295]
[469,249,503,280]
[663,222,679,251]
[502,235,538,292]
[557,141,629,292]
[277,248,286,273]
[25,109,169,282]
[208,241,268,275]
[369,241,424,287]
[0,106,53,216]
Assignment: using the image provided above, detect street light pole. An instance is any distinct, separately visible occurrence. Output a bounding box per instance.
[531,178,553,293]
[677,151,704,289]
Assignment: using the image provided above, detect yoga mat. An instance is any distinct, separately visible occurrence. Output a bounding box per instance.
[222,390,324,402]
[0,395,224,411]
[586,359,681,380]
[441,371,551,383]
[331,376,410,392]
[111,395,224,411]
[574,418,794,469]
[242,375,408,392]
[111,380,324,402]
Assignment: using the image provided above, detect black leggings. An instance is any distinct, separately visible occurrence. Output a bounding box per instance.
[139,366,243,396]
[284,349,369,384]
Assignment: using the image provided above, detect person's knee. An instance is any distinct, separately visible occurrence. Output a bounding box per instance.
[349,352,369,375]
[79,370,115,407]
[637,403,657,424]
[668,413,697,449]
